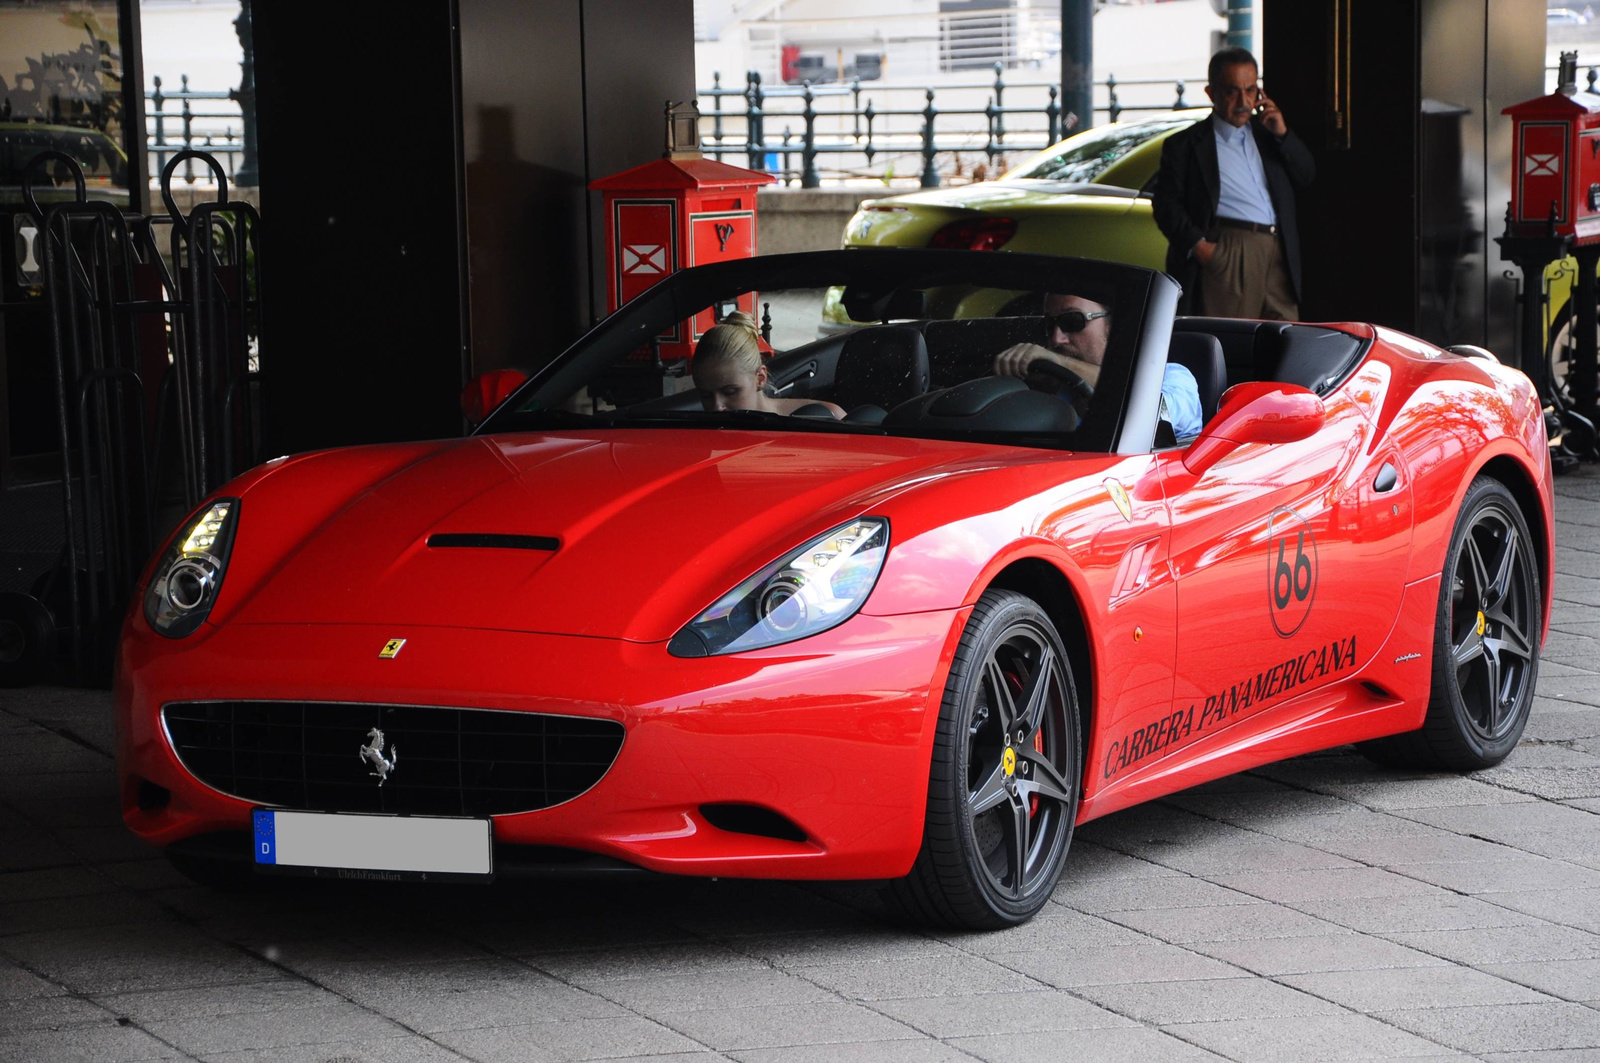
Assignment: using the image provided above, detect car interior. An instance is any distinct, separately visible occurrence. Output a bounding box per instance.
[626,309,1370,448]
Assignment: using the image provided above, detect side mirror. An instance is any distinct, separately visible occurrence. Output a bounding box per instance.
[461,369,528,428]
[1182,381,1325,476]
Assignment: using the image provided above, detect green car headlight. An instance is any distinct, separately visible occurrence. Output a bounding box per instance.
[143,499,239,638]
[669,518,889,657]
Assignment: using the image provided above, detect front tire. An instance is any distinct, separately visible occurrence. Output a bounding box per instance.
[1359,477,1540,770]
[891,589,1081,929]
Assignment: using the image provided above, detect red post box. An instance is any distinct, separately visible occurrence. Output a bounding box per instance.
[1504,81,1600,243]
[590,150,774,361]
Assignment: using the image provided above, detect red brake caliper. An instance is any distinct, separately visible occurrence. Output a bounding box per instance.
[1030,729,1043,817]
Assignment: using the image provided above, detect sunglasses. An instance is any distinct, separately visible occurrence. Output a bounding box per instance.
[1045,309,1111,334]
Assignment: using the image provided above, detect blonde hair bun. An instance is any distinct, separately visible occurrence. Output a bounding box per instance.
[694,311,763,374]
[721,310,760,341]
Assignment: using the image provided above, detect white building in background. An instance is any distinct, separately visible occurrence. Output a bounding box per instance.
[695,0,1064,87]
[697,0,1237,96]
[140,0,242,99]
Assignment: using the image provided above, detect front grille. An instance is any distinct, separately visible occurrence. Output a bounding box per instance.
[162,701,624,816]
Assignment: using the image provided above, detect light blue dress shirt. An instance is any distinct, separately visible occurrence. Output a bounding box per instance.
[1212,116,1276,227]
[1160,363,1203,439]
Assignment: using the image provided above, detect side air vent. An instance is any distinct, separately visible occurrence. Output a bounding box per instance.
[700,803,808,843]
[427,533,559,551]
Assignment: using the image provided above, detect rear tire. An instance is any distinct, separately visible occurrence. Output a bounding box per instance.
[889,589,1080,929]
[1358,477,1540,770]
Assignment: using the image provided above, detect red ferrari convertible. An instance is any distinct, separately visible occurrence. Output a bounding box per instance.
[116,251,1552,928]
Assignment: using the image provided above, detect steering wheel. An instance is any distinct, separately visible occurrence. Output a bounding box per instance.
[1025,358,1094,411]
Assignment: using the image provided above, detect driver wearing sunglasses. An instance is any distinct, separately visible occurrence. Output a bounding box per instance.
[992,292,1202,439]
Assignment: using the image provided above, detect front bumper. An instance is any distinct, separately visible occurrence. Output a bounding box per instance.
[116,609,968,880]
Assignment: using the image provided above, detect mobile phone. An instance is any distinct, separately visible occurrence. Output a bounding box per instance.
[1251,83,1267,117]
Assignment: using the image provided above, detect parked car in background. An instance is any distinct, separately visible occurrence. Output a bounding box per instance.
[0,122,130,208]
[841,110,1205,268]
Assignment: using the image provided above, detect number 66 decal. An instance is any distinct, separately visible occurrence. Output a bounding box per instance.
[1267,506,1318,637]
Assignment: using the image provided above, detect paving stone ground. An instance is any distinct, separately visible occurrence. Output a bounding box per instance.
[2,464,1599,1062]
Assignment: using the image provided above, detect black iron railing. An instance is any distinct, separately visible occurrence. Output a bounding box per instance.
[698,63,1202,189]
[146,75,243,184]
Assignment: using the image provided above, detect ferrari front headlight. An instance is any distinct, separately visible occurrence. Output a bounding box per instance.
[143,499,239,638]
[669,518,889,657]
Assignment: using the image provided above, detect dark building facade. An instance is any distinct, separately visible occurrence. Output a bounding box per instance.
[1266,0,1545,361]
[251,1,694,455]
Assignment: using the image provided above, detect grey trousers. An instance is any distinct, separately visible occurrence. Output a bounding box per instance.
[1198,226,1298,320]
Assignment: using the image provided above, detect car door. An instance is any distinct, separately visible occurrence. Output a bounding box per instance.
[1057,455,1180,802]
[1149,388,1409,766]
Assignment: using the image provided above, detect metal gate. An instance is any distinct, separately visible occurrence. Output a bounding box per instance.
[0,149,263,685]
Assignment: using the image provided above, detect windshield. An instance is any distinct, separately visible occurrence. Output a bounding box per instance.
[1006,116,1193,184]
[480,250,1168,454]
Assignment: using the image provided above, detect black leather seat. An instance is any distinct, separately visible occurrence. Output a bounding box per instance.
[1166,331,1227,424]
[833,326,931,412]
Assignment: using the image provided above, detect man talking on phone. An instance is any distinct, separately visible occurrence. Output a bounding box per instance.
[1152,47,1315,318]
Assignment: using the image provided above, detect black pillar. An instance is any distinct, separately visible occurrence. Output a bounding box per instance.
[1060,0,1093,132]
[231,0,258,188]
[1574,244,1600,425]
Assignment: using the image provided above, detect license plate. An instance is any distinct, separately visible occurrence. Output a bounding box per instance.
[252,809,493,882]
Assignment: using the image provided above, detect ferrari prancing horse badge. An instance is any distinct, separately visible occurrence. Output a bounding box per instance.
[379,638,406,659]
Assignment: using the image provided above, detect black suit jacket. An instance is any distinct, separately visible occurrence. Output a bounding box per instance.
[1152,116,1316,313]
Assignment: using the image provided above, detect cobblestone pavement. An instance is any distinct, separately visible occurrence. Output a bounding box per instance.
[3,465,1599,1063]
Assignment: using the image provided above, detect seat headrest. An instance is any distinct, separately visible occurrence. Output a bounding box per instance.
[1166,331,1227,423]
[834,326,931,413]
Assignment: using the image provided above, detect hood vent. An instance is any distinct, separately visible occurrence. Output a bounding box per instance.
[427,533,559,551]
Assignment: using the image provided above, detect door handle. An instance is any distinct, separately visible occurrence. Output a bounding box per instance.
[1373,462,1397,493]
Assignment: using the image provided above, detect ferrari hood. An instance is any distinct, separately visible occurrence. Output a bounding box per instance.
[220,430,995,642]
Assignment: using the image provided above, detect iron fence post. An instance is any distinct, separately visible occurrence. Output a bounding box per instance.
[1046,85,1060,143]
[181,75,195,184]
[862,100,876,164]
[851,76,862,141]
[1106,73,1121,124]
[783,126,794,186]
[230,0,259,186]
[920,88,940,188]
[992,61,1006,145]
[1174,79,1188,109]
[985,99,999,164]
[800,82,820,188]
[711,71,724,160]
[151,76,167,176]
[1589,66,1597,94]
[746,70,766,171]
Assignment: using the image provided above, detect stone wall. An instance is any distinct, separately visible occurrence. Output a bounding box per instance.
[756,187,883,255]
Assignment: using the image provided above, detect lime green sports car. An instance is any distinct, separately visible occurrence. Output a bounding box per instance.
[842,110,1208,265]
[824,111,1206,329]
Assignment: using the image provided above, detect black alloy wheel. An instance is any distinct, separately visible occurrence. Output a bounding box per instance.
[892,589,1080,929]
[1359,477,1540,770]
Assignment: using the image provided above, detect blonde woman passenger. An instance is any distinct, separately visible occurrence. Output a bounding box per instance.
[691,312,845,417]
